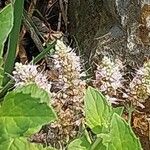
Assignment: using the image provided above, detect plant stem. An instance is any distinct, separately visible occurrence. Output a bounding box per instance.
[127,104,135,125]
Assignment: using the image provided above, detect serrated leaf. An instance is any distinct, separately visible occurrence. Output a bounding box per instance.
[15,84,51,104]
[112,107,124,116]
[84,87,112,134]
[68,136,91,150]
[102,113,142,150]
[0,86,56,137]
[0,4,13,56]
[0,137,55,150]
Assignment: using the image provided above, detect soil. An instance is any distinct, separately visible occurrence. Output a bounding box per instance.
[133,101,150,150]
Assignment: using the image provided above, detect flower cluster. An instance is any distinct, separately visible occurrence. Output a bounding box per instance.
[94,56,123,104]
[13,40,86,148]
[129,60,150,102]
[94,55,150,107]
[13,62,51,93]
[51,40,86,91]
[46,40,86,148]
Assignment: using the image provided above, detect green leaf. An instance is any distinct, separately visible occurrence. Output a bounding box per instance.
[90,137,106,150]
[112,107,124,116]
[0,137,55,150]
[0,85,56,137]
[101,113,142,150]
[84,87,112,134]
[15,84,51,104]
[68,136,91,150]
[0,4,13,88]
[32,42,56,64]
[0,4,13,56]
[3,0,24,85]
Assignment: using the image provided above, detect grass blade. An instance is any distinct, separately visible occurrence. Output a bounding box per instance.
[32,42,56,64]
[3,0,24,86]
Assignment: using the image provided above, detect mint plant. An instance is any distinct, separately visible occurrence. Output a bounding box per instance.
[0,2,143,150]
[68,87,142,150]
[0,84,56,149]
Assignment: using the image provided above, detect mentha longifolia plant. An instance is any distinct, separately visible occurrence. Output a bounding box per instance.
[0,3,143,150]
[94,56,124,104]
[94,56,150,108]
[46,40,86,148]
[12,39,149,148]
[13,40,86,148]
[13,62,52,93]
[129,61,150,103]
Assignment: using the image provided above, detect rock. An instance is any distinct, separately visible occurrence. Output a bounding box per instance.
[68,0,150,67]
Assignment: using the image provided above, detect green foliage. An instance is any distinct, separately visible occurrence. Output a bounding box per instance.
[99,113,142,150]
[68,136,91,150]
[3,0,24,85]
[0,4,13,88]
[32,42,56,64]
[0,137,55,150]
[0,84,57,150]
[0,4,13,56]
[112,107,124,116]
[68,87,142,150]
[0,3,143,150]
[15,84,51,104]
[84,87,112,134]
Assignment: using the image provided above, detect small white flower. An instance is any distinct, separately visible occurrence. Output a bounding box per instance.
[130,60,150,102]
[94,56,124,104]
[95,56,123,93]
[122,92,129,98]
[47,40,86,145]
[105,95,118,104]
[111,81,122,90]
[100,83,108,92]
[13,63,51,93]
